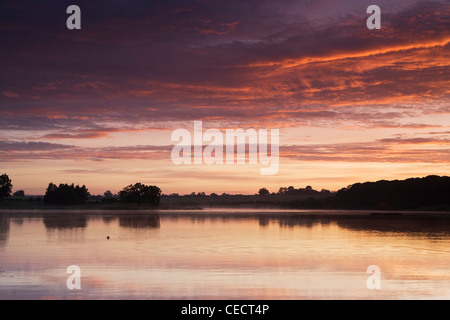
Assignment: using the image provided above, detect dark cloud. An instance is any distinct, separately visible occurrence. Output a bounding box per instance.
[0,140,171,161]
[0,141,74,151]
[0,0,448,138]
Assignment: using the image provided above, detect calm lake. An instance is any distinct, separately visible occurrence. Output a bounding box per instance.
[1,209,450,300]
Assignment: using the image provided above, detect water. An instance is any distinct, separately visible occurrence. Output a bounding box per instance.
[1,209,450,300]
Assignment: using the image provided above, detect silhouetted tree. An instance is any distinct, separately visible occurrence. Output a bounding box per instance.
[119,183,161,207]
[103,190,113,199]
[336,176,450,210]
[101,190,119,203]
[13,190,25,197]
[277,185,319,195]
[258,188,270,195]
[44,183,90,205]
[0,174,13,201]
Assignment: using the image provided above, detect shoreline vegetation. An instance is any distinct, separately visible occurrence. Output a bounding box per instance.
[0,175,449,213]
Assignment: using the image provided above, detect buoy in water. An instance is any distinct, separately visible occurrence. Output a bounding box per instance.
[106,236,110,240]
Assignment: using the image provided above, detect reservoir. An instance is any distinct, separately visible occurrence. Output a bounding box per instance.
[1,209,450,299]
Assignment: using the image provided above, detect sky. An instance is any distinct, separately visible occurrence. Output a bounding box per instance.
[1,0,449,195]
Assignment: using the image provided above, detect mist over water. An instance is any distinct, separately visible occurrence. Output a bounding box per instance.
[1,209,450,300]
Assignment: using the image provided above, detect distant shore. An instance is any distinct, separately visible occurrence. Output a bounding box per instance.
[1,205,450,218]
[2,194,450,213]
[3,175,449,212]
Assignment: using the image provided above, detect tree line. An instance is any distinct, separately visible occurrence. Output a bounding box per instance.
[0,174,161,207]
[334,175,450,210]
[1,173,449,210]
[258,186,331,196]
[285,175,450,211]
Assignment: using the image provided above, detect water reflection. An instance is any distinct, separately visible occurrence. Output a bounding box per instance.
[1,211,450,236]
[12,218,24,225]
[263,215,333,229]
[119,214,160,229]
[102,212,450,237]
[249,214,450,237]
[43,213,87,229]
[0,216,9,245]
[1,210,450,299]
[159,212,450,237]
[101,215,115,224]
[335,215,450,235]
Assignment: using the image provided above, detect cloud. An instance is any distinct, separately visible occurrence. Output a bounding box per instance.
[1,129,449,164]
[281,133,450,163]
[0,141,172,161]
[1,1,448,129]
[0,141,76,160]
[1,0,449,193]
[0,141,74,151]
[41,127,154,140]
[1,91,20,98]
[378,137,450,145]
